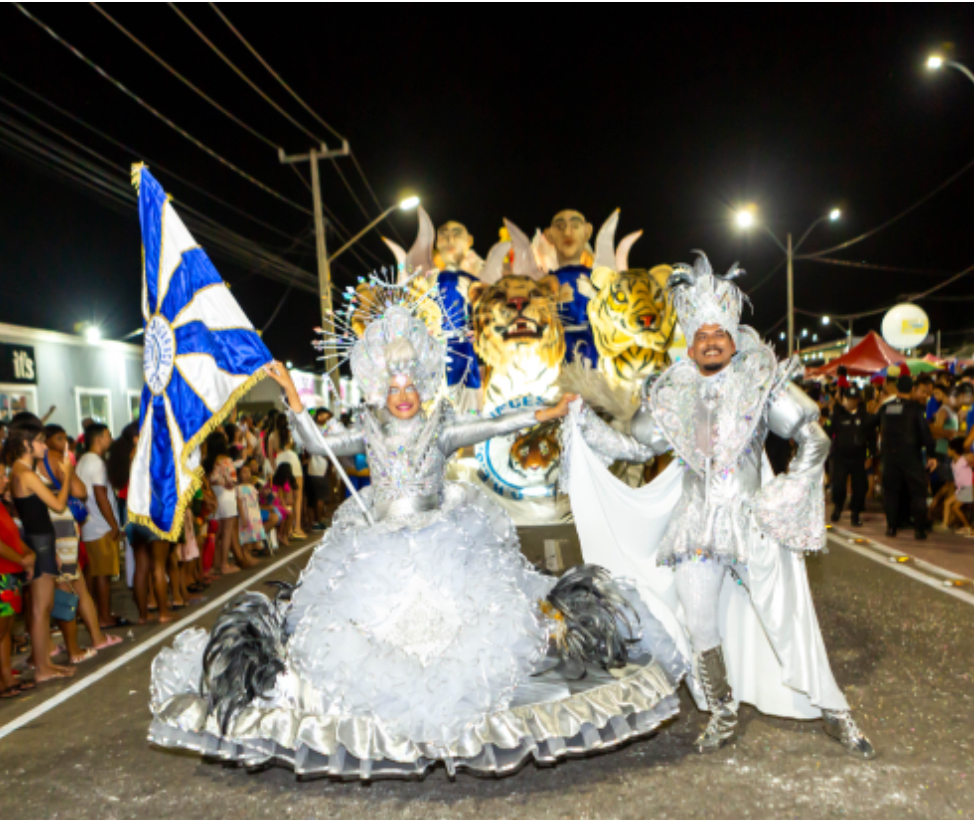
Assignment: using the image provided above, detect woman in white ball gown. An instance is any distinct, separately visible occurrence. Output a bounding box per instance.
[148,299,686,781]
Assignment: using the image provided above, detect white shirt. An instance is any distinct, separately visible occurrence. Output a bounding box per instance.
[275,449,302,484]
[76,452,118,541]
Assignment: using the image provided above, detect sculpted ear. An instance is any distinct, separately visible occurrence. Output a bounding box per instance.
[467,282,489,308]
[589,266,614,292]
[582,221,593,243]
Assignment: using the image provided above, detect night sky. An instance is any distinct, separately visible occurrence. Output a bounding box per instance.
[1,4,973,368]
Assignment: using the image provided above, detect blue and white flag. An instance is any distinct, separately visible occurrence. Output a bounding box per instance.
[128,164,272,539]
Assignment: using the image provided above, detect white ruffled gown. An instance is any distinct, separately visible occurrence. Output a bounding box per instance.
[149,402,687,780]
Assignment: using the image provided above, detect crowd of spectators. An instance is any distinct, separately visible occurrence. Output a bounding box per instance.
[807,363,974,540]
[0,403,350,699]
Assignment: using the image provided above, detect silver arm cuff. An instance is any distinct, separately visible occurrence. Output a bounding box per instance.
[576,403,660,463]
[438,409,539,455]
[752,383,827,553]
[288,409,365,457]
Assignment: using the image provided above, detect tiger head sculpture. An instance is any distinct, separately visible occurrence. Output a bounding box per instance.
[508,421,561,482]
[468,275,567,370]
[469,220,571,407]
[585,211,678,388]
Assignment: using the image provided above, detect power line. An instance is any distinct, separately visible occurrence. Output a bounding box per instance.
[0,76,309,243]
[0,114,319,291]
[89,3,281,151]
[803,257,953,278]
[13,3,312,215]
[207,2,403,242]
[167,2,323,146]
[208,2,345,142]
[793,261,974,320]
[799,154,974,260]
[18,8,386,269]
[743,258,785,296]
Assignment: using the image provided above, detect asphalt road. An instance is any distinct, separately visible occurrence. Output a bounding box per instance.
[2,527,973,820]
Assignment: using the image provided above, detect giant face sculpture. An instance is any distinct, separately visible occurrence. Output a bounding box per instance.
[436,221,475,269]
[544,210,592,267]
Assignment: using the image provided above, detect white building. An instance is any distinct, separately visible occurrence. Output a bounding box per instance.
[0,322,143,435]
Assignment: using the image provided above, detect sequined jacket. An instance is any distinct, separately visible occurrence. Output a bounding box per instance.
[290,403,537,522]
[574,336,828,566]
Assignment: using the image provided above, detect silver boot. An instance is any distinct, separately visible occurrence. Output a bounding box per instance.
[822,709,876,759]
[694,646,738,753]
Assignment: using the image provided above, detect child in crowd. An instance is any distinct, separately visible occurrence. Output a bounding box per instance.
[235,465,266,556]
[261,464,294,547]
[944,437,974,536]
[204,432,256,575]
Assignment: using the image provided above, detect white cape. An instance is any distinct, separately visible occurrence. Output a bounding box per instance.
[567,409,848,719]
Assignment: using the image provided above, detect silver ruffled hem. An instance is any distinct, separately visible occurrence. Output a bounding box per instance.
[149,658,680,781]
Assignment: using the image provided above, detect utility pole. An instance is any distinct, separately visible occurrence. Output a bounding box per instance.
[786,232,794,357]
[279,140,350,403]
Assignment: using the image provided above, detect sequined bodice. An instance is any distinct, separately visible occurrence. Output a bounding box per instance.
[650,346,777,478]
[362,409,446,512]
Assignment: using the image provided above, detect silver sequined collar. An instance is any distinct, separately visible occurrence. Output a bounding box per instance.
[650,342,777,477]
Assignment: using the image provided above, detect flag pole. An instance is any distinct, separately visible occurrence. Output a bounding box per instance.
[316,436,374,526]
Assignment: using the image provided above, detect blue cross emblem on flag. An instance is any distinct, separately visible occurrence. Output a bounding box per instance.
[128,164,272,539]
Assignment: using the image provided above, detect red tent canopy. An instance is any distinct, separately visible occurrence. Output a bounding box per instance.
[807,331,906,377]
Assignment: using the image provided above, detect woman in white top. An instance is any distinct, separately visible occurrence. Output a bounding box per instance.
[274,424,306,539]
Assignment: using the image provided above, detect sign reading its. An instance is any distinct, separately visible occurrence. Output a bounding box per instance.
[0,343,37,384]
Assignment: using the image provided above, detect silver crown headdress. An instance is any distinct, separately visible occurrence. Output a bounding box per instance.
[315,266,447,406]
[350,304,444,405]
[667,251,748,346]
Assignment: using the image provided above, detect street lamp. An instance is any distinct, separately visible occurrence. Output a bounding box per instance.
[328,195,421,264]
[735,205,842,357]
[927,54,974,86]
[85,326,102,344]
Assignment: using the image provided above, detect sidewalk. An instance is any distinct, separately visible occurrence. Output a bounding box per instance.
[828,498,974,579]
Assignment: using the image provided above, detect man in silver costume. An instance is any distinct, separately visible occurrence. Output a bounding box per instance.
[568,252,875,758]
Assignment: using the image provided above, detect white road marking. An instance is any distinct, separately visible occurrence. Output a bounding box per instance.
[0,540,318,742]
[827,533,974,607]
[831,525,970,580]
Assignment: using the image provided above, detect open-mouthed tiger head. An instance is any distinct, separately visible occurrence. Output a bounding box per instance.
[468,275,569,370]
[509,422,561,481]
[588,265,677,354]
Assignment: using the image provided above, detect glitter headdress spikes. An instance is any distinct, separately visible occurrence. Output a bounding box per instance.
[667,251,747,346]
[316,266,446,406]
[350,304,444,405]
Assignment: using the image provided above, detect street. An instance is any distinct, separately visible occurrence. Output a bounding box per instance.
[1,522,973,820]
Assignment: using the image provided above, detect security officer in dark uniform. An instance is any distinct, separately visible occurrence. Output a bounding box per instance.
[872,374,937,539]
[829,385,875,527]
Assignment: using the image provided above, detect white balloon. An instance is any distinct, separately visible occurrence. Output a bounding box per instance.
[881,303,929,350]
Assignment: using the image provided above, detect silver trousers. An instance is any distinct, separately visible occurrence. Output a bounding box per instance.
[674,561,725,653]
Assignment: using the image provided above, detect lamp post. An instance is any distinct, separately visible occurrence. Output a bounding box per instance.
[735,206,841,357]
[328,195,420,264]
[822,314,853,351]
[927,55,974,87]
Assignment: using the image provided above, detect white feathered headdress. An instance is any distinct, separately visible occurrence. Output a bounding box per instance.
[667,251,748,346]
